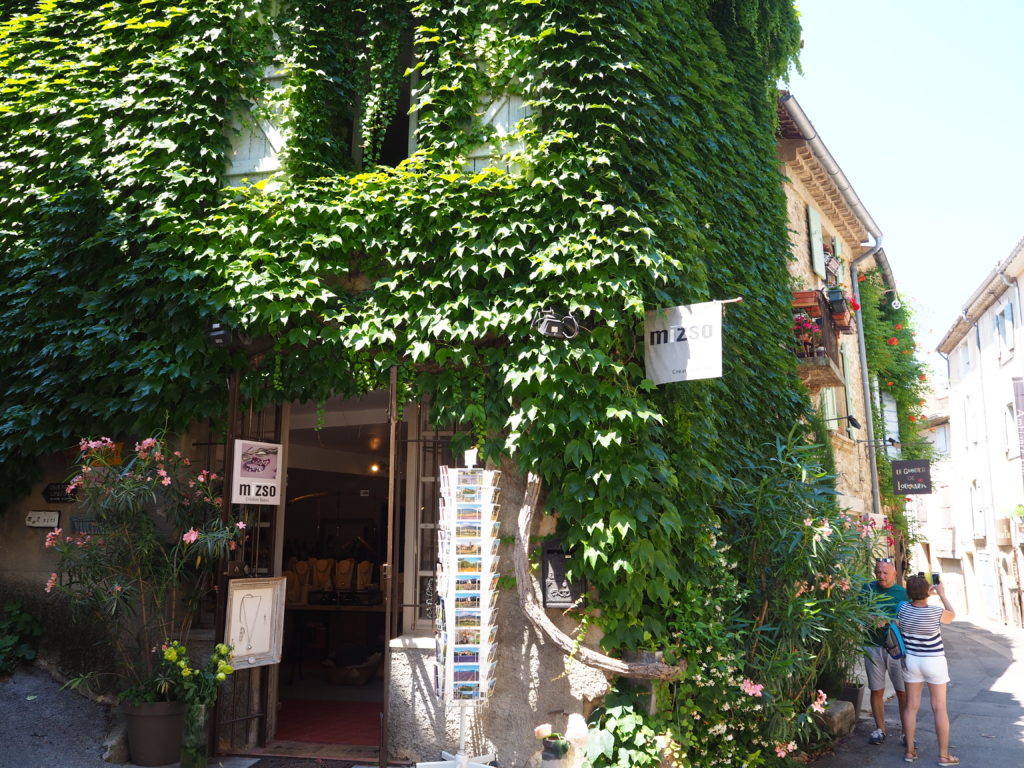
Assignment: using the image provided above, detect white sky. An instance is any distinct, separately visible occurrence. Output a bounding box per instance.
[788,0,1024,378]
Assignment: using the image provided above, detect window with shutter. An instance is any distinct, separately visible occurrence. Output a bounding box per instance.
[999,302,1015,358]
[807,205,825,279]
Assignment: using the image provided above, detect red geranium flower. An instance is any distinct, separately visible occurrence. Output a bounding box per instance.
[887,337,899,345]
[895,324,903,330]
[919,374,927,381]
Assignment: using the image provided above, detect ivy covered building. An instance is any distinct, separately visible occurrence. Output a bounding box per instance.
[0,2,921,766]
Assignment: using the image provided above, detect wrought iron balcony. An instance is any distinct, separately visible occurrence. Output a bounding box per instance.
[792,290,844,390]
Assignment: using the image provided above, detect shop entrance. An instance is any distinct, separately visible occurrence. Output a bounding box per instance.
[273,392,403,754]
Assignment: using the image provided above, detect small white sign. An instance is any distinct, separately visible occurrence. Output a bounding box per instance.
[644,301,723,385]
[26,510,60,528]
[231,439,282,505]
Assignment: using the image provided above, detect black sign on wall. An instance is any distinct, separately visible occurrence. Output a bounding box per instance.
[42,482,77,504]
[893,459,932,495]
[541,537,587,609]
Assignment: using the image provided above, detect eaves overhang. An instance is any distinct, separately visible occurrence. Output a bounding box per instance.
[777,91,895,290]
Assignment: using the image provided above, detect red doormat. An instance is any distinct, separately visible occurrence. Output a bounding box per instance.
[275,699,383,745]
[251,759,358,768]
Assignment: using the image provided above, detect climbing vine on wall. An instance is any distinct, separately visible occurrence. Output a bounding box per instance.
[0,1,882,763]
[858,269,931,525]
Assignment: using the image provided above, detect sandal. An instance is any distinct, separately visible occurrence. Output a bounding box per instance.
[904,749,918,762]
[937,757,959,767]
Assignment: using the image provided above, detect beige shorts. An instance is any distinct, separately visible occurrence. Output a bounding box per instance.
[902,653,949,685]
[864,646,905,691]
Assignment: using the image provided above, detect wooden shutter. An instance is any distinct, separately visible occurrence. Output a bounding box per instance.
[807,205,825,278]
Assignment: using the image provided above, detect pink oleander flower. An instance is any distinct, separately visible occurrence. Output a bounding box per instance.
[44,573,58,593]
[161,477,172,486]
[182,528,199,544]
[812,689,828,713]
[44,528,62,548]
[740,678,764,697]
[803,517,814,526]
[774,741,797,758]
[236,520,247,530]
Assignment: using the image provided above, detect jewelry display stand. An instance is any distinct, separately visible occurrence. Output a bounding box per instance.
[417,462,500,768]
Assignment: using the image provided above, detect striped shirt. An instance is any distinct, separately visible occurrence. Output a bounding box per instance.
[897,602,945,656]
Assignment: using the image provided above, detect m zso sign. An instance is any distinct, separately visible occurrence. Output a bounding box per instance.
[231,439,282,505]
[644,301,723,385]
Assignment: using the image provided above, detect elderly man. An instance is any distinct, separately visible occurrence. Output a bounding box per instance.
[863,557,908,745]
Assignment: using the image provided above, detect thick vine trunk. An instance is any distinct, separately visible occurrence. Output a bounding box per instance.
[514,474,683,681]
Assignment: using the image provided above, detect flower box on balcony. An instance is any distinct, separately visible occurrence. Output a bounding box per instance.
[832,311,854,333]
[792,289,823,316]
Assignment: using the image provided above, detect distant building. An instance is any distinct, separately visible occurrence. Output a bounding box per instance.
[934,237,1024,627]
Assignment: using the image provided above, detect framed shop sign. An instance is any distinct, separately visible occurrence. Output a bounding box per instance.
[230,439,282,505]
[224,577,286,668]
[892,460,931,495]
[644,300,723,385]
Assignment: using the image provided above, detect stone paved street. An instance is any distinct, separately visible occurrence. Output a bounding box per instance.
[810,620,1024,767]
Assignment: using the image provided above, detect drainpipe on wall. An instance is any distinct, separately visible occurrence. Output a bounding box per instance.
[852,248,884,521]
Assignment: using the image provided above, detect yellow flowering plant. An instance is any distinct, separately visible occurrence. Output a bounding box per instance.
[152,640,235,708]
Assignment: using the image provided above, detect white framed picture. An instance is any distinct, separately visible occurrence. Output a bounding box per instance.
[224,577,286,668]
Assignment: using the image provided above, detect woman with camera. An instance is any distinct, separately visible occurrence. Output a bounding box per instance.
[897,573,957,765]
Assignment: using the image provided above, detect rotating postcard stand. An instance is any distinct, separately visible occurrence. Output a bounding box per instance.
[416,464,501,768]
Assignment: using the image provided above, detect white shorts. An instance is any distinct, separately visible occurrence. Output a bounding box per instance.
[902,653,949,685]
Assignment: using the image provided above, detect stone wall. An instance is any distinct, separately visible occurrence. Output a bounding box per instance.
[387,456,609,767]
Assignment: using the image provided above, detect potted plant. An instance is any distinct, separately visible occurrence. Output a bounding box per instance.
[826,285,847,315]
[792,313,824,358]
[154,640,235,768]
[534,715,589,768]
[44,435,247,765]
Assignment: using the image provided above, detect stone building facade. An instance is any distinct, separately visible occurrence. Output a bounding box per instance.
[777,92,895,523]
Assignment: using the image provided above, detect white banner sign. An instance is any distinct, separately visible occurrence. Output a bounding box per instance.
[644,301,723,385]
[231,439,282,505]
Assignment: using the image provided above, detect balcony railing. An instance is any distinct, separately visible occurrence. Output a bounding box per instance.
[792,290,844,389]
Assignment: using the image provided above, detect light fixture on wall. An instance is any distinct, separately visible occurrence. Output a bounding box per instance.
[369,462,388,474]
[205,321,253,350]
[824,414,862,430]
[531,308,579,340]
[858,437,898,447]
